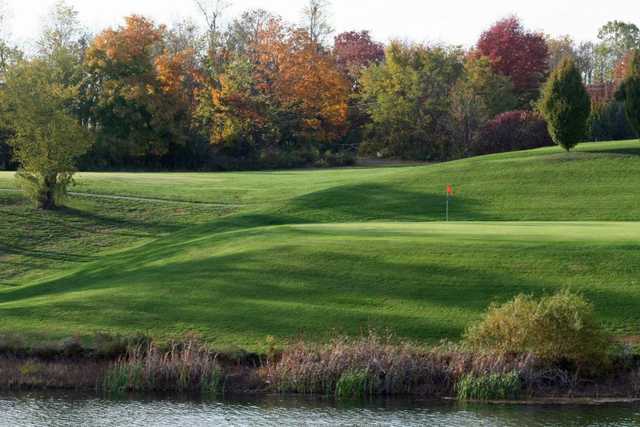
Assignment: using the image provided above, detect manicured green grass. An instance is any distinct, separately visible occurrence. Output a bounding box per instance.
[1,140,639,349]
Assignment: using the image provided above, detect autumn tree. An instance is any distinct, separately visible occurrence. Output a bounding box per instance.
[332,30,385,147]
[540,58,591,151]
[333,31,385,85]
[206,16,349,160]
[614,50,638,82]
[477,16,549,106]
[84,16,200,167]
[2,59,91,209]
[268,32,347,142]
[546,35,576,72]
[360,41,464,160]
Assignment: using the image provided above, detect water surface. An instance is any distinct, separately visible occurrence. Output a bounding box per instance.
[1,393,639,426]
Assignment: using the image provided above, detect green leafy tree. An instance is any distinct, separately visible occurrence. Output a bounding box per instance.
[359,41,464,160]
[598,21,640,62]
[37,0,87,57]
[2,59,91,209]
[450,55,517,155]
[616,50,640,136]
[575,41,595,85]
[540,57,591,151]
[592,21,640,83]
[0,1,22,170]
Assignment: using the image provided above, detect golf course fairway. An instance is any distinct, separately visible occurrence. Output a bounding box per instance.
[1,140,639,349]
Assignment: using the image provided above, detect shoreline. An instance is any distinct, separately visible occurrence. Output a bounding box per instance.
[2,352,639,404]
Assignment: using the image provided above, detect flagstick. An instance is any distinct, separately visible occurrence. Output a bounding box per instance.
[446,190,449,222]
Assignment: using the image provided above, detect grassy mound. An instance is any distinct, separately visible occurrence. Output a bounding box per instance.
[1,140,639,349]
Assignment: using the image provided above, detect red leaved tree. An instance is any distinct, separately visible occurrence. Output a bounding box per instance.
[333,31,385,85]
[477,16,549,107]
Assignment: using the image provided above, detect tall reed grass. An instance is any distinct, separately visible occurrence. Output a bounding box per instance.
[264,333,597,399]
[102,341,224,395]
[266,334,454,397]
[456,371,521,401]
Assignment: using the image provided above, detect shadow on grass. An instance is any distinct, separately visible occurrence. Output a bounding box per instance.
[2,228,639,343]
[282,183,490,222]
[0,250,545,342]
[60,205,175,237]
[0,243,98,262]
[591,146,640,157]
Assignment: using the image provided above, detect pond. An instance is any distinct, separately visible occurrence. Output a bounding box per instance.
[1,392,639,426]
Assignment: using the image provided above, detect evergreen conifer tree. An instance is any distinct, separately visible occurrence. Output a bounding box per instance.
[540,57,591,151]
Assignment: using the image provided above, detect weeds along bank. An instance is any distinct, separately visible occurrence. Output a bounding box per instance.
[2,292,640,401]
[2,334,640,401]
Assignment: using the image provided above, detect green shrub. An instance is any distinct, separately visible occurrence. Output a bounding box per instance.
[588,101,635,141]
[616,50,640,136]
[473,111,554,156]
[456,371,521,401]
[540,58,591,151]
[335,369,379,400]
[103,362,144,395]
[465,290,611,369]
[622,76,640,136]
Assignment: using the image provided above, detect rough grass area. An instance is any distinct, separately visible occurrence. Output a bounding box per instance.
[0,192,233,285]
[0,140,639,349]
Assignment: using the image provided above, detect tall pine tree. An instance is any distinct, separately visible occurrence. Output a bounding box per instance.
[540,57,591,151]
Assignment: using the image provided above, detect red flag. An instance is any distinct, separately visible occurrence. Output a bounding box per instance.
[447,184,453,195]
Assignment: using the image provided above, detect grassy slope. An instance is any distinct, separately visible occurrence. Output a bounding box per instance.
[0,192,233,285]
[1,140,639,348]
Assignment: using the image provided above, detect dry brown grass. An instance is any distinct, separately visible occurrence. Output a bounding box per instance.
[0,357,108,390]
[102,340,224,394]
[263,333,613,398]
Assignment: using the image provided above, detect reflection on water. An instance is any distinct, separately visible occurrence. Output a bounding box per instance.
[0,392,639,427]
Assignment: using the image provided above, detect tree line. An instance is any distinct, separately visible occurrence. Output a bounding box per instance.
[0,1,639,209]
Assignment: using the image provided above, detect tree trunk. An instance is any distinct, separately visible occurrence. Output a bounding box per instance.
[38,174,57,210]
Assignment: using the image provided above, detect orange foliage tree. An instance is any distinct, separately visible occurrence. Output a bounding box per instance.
[205,17,349,155]
[84,16,200,166]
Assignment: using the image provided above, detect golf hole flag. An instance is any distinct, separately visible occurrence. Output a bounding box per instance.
[447,184,453,196]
